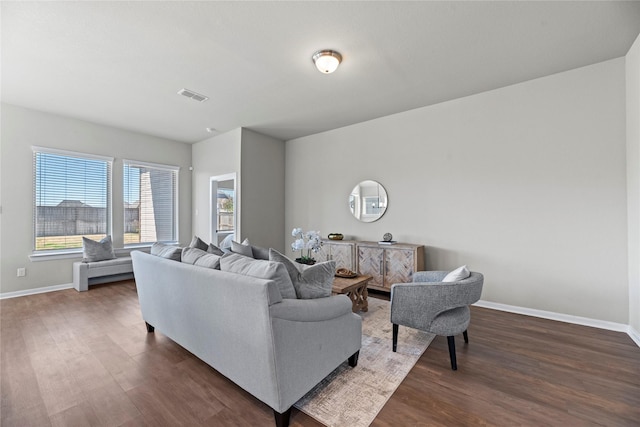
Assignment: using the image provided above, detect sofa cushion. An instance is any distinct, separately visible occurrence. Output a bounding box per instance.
[189,236,209,251]
[82,235,116,262]
[182,247,221,269]
[269,249,335,299]
[442,265,470,282]
[151,242,182,261]
[220,252,297,299]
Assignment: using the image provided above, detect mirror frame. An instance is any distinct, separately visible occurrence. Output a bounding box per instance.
[349,180,388,222]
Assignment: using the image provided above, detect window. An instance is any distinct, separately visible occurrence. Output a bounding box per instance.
[123,160,179,245]
[33,147,112,252]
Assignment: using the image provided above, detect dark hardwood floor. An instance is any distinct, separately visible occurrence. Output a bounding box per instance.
[1,280,639,426]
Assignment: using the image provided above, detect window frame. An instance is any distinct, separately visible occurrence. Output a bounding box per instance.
[31,146,113,256]
[122,159,180,247]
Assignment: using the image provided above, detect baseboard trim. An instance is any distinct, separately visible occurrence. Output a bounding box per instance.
[628,326,640,347]
[474,300,630,333]
[0,283,74,300]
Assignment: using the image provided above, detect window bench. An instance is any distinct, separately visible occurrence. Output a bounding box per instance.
[73,256,134,291]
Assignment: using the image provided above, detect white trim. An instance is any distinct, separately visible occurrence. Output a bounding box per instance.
[123,159,180,171]
[0,283,74,300]
[32,146,114,162]
[628,326,640,347]
[30,250,83,261]
[474,300,629,333]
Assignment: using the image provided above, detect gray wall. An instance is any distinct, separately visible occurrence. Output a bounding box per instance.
[0,104,192,294]
[627,34,640,334]
[191,128,285,252]
[191,128,242,242]
[240,129,286,252]
[285,58,628,324]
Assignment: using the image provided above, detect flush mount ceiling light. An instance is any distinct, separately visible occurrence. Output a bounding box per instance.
[312,50,342,74]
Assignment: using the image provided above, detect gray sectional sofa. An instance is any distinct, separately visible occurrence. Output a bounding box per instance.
[131,250,362,427]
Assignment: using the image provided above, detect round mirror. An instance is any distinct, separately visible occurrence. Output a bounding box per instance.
[349,180,388,222]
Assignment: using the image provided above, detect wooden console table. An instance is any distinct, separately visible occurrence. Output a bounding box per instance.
[332,275,372,313]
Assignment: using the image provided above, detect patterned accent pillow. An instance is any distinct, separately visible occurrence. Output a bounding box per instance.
[220,252,297,299]
[269,249,335,299]
[82,235,116,262]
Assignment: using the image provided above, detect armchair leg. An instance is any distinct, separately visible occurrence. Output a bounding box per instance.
[273,407,291,427]
[463,330,469,343]
[392,324,399,352]
[447,336,457,370]
[145,322,155,333]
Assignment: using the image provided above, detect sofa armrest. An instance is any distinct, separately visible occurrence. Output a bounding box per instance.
[269,295,352,322]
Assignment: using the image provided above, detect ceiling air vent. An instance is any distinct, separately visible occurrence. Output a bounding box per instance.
[177,88,209,102]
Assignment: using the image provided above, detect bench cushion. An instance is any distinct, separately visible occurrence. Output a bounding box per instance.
[84,257,132,269]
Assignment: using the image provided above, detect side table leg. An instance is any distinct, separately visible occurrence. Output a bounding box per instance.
[347,291,358,313]
[361,286,368,312]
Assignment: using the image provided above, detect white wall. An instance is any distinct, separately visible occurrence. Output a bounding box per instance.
[627,34,640,334]
[0,104,192,294]
[191,129,242,241]
[286,59,628,324]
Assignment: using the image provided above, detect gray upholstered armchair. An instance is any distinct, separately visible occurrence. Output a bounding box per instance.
[390,270,484,370]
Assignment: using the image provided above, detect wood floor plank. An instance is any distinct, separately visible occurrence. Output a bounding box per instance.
[1,281,639,426]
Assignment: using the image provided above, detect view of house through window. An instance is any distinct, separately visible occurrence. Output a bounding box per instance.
[33,148,112,251]
[123,160,178,245]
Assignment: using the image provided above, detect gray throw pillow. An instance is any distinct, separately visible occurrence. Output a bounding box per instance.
[207,243,224,256]
[269,249,335,299]
[82,235,116,262]
[231,238,254,258]
[182,247,221,269]
[220,252,297,299]
[189,236,209,251]
[151,242,182,261]
[251,245,270,260]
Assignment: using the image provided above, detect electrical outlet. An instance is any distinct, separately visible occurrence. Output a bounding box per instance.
[17,268,26,277]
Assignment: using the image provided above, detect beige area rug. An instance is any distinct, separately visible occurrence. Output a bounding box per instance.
[294,297,434,427]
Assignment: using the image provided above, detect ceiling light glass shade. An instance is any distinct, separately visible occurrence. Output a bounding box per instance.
[312,50,342,74]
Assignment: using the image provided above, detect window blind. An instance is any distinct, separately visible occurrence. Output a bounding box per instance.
[33,147,112,252]
[123,160,178,245]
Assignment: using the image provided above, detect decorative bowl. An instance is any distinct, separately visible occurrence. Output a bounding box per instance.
[328,233,344,241]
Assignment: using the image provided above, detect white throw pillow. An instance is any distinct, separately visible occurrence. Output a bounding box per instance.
[442,265,471,282]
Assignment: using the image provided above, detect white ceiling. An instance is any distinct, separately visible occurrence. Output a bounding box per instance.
[3,1,640,143]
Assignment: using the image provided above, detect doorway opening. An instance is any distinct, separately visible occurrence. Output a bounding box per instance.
[210,173,237,249]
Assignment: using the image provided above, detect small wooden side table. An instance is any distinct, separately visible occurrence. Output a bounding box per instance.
[332,275,372,313]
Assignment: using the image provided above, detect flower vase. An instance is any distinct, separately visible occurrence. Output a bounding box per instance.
[295,257,316,265]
